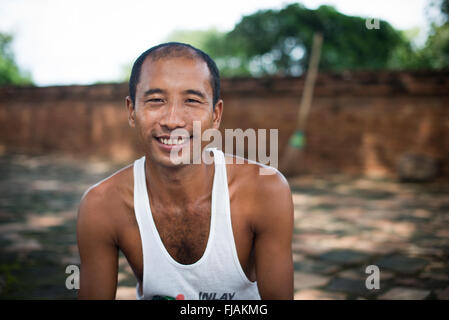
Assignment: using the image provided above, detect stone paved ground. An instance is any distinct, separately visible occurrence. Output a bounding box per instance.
[0,153,448,300]
[289,174,449,300]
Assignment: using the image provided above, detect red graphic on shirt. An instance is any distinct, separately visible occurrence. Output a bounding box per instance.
[176,294,185,300]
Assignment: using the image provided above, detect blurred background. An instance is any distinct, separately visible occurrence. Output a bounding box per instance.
[0,0,448,300]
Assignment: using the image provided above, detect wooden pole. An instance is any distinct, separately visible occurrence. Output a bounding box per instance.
[280,32,323,176]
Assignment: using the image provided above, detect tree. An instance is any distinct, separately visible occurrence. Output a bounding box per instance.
[441,0,449,21]
[392,0,449,70]
[122,2,448,79]
[0,32,32,86]
[213,4,407,76]
[421,0,449,69]
[419,23,449,69]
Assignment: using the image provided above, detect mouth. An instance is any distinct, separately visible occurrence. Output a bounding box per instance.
[154,135,192,151]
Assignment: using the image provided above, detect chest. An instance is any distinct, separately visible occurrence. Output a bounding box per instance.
[118,187,255,284]
[151,202,212,265]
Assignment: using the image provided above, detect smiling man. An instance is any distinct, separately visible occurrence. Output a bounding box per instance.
[76,42,294,300]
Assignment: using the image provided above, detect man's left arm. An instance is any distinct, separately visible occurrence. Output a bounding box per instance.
[253,169,294,299]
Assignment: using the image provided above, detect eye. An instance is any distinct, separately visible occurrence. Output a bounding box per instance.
[146,98,164,103]
[186,98,200,103]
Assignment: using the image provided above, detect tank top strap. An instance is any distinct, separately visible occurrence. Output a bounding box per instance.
[209,147,230,219]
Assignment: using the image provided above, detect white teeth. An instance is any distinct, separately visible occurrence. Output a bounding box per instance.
[159,137,187,145]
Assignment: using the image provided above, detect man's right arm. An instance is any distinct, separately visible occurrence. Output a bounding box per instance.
[77,185,119,299]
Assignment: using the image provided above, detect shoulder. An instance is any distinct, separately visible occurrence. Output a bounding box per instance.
[225,153,293,232]
[80,163,133,208]
[77,164,134,235]
[225,153,291,197]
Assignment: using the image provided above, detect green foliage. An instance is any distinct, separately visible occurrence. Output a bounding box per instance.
[441,0,449,21]
[390,0,449,70]
[0,32,32,86]
[419,23,449,68]
[214,4,407,76]
[422,0,449,68]
[387,28,425,70]
[164,4,409,76]
[122,2,449,78]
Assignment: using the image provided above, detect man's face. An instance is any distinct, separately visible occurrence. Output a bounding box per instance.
[126,56,223,167]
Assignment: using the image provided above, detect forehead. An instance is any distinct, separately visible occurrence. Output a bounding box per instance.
[137,56,212,96]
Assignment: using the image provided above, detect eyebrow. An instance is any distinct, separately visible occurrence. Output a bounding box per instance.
[143,88,165,96]
[142,88,206,99]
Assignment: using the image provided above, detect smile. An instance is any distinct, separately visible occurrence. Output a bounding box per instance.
[157,137,189,145]
[155,136,192,150]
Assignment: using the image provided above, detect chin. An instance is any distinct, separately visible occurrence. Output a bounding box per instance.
[147,150,194,168]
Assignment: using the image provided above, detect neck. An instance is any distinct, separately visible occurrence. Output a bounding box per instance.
[144,156,215,209]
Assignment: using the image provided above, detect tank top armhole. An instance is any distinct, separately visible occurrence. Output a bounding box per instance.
[217,149,258,286]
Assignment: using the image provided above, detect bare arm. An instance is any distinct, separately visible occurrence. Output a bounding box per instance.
[253,169,294,299]
[77,186,119,299]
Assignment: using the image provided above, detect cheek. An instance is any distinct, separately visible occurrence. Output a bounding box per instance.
[201,117,214,129]
[135,111,157,135]
[136,107,158,124]
[193,108,214,123]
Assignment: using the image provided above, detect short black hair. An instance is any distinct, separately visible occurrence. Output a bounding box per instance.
[128,42,220,108]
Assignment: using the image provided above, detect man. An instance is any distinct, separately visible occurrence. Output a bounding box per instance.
[77,42,294,300]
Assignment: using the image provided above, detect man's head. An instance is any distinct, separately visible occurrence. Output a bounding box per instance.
[125,42,224,167]
[128,42,220,109]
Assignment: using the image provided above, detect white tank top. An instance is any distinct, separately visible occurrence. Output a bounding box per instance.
[133,147,261,300]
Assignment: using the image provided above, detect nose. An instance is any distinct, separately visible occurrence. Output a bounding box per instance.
[159,100,186,130]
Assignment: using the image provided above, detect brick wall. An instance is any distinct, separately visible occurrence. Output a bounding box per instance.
[1,70,448,178]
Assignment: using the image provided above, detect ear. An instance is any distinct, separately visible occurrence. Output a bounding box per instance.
[212,99,223,130]
[126,96,136,128]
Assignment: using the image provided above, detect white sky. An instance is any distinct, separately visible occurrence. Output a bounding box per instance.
[0,0,434,86]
